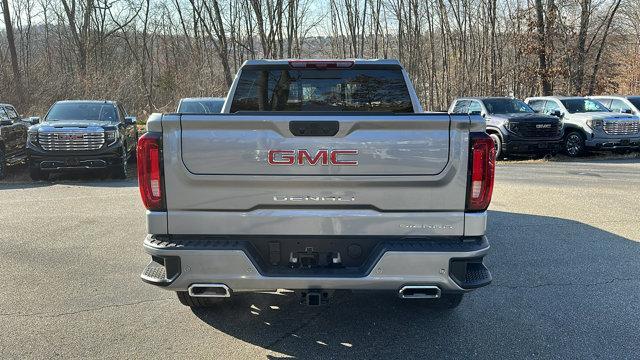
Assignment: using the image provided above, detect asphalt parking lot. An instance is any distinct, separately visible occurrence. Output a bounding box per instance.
[1,159,639,359]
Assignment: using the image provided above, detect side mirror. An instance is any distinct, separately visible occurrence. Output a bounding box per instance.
[0,119,12,126]
[551,110,563,118]
[469,110,482,116]
[124,116,137,125]
[28,116,40,125]
[620,109,633,114]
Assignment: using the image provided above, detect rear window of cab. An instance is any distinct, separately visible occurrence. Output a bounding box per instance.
[230,65,414,113]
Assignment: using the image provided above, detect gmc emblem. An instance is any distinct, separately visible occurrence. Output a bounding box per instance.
[536,124,552,129]
[268,149,358,166]
[57,134,84,140]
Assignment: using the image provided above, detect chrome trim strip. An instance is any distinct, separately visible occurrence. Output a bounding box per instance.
[464,211,487,236]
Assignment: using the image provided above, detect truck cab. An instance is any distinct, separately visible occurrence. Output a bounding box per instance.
[589,96,640,116]
[176,97,225,114]
[138,60,495,309]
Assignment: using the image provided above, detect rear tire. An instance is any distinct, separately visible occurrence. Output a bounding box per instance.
[176,291,225,308]
[489,133,503,159]
[29,166,48,181]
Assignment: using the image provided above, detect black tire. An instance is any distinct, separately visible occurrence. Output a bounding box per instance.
[0,147,6,180]
[564,131,586,157]
[176,291,225,308]
[111,147,128,179]
[29,166,48,181]
[489,133,503,159]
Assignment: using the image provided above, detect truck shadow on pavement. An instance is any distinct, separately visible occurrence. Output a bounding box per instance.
[0,163,138,190]
[188,211,640,359]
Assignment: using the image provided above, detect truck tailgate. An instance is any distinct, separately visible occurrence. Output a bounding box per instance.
[180,114,450,176]
[160,113,472,236]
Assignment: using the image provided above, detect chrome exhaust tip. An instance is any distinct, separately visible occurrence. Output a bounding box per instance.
[188,283,231,298]
[398,285,441,299]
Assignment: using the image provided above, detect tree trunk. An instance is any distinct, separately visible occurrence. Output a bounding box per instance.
[587,0,622,94]
[1,0,24,106]
[573,0,591,94]
[534,0,552,95]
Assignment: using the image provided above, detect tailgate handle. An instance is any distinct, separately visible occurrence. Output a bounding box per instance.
[289,121,339,136]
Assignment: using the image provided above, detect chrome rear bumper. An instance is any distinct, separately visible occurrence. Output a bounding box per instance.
[141,235,491,293]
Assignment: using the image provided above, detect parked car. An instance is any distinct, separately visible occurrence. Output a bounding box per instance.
[525,96,640,156]
[0,103,29,178]
[176,97,225,113]
[449,97,563,158]
[589,95,640,116]
[139,59,494,309]
[27,100,138,180]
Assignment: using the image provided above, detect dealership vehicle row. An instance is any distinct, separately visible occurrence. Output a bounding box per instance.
[1,84,640,181]
[448,96,640,158]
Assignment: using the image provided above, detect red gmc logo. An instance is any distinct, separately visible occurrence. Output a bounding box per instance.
[268,149,358,166]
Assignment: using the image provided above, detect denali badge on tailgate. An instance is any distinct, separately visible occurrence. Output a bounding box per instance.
[268,149,358,166]
[273,195,356,202]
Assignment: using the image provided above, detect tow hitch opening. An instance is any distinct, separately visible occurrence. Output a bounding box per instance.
[300,290,332,306]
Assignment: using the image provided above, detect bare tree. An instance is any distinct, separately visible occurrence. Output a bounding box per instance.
[534,0,552,95]
[189,0,233,86]
[1,0,639,116]
[1,0,23,105]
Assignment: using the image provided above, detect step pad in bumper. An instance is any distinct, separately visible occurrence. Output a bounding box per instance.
[140,256,181,286]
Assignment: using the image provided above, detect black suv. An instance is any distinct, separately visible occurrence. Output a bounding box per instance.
[449,97,563,158]
[27,100,138,180]
[0,103,31,179]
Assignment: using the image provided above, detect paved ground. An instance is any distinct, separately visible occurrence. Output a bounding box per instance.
[1,160,639,359]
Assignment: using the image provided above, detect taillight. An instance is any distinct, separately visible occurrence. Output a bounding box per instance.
[466,133,496,212]
[137,132,165,211]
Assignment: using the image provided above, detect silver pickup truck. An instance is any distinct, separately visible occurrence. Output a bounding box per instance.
[137,59,495,309]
